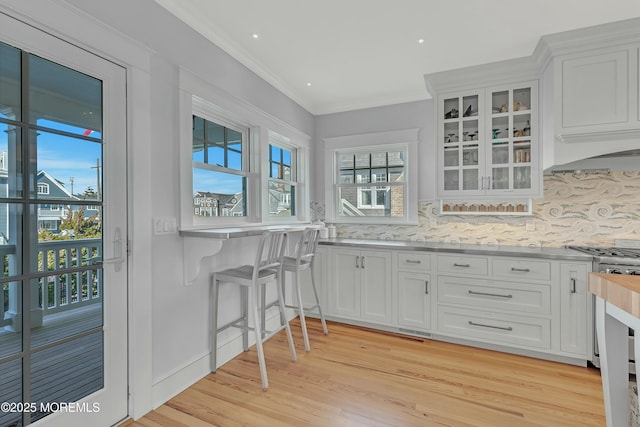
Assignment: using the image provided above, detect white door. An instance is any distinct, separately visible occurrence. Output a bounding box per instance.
[0,13,128,427]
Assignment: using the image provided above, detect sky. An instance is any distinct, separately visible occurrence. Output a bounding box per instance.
[0,119,102,197]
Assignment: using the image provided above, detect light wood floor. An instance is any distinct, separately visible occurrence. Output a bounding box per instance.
[127,318,605,427]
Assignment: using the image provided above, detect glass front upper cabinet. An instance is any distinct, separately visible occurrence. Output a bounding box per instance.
[441,91,483,195]
[489,85,533,192]
[438,81,538,198]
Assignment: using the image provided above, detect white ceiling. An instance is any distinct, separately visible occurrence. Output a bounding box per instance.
[154,0,640,115]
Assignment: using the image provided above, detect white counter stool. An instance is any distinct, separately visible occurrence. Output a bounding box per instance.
[210,230,297,391]
[281,227,328,352]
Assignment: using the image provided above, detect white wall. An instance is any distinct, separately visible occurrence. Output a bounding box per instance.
[314,100,436,203]
[0,0,315,417]
[59,0,315,393]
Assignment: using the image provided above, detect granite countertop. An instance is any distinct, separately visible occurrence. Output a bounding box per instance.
[319,238,594,261]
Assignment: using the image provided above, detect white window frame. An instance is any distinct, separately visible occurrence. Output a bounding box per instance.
[264,131,307,222]
[178,69,311,230]
[324,129,419,225]
[191,112,251,220]
[37,183,49,194]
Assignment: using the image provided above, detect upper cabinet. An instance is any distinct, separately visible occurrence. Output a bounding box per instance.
[538,19,640,167]
[427,18,640,176]
[437,80,540,199]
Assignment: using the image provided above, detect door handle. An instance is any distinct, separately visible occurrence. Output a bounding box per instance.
[570,277,577,294]
[102,227,125,272]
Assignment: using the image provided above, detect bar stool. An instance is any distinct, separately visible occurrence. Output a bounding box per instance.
[281,227,328,352]
[210,230,297,390]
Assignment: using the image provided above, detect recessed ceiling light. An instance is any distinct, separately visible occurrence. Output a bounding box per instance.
[252,34,259,39]
[418,38,425,44]
[306,82,312,87]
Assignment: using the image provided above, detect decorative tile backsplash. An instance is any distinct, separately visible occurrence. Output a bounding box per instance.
[316,171,640,248]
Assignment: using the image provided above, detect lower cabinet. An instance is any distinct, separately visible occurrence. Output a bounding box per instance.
[437,305,551,350]
[559,263,589,356]
[320,243,592,365]
[398,272,431,330]
[328,248,392,324]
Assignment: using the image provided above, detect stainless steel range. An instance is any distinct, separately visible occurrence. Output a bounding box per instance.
[567,241,640,369]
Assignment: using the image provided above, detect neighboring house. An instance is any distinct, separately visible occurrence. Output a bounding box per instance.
[36,170,80,232]
[193,191,244,217]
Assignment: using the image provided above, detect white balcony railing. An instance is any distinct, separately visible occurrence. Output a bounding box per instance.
[0,238,102,328]
[37,239,103,315]
[0,244,16,327]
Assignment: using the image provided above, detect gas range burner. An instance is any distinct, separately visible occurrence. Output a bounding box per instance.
[567,246,640,259]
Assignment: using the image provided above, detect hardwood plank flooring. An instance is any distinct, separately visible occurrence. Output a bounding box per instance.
[127,318,605,426]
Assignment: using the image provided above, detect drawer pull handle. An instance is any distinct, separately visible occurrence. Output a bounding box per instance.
[406,259,421,264]
[468,290,513,299]
[468,321,513,331]
[453,263,470,268]
[511,267,531,272]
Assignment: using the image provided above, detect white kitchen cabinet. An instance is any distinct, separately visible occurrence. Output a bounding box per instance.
[320,241,593,366]
[436,254,592,362]
[437,81,540,199]
[437,305,552,350]
[537,19,640,165]
[397,252,432,331]
[328,248,392,324]
[559,263,590,357]
[559,49,631,132]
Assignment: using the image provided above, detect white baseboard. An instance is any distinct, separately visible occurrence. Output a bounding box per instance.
[151,307,297,408]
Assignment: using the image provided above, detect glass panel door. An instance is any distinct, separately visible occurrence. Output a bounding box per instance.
[488,85,533,192]
[0,15,127,427]
[441,93,482,195]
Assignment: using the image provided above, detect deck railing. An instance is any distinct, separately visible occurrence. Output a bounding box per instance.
[0,244,16,327]
[36,239,103,315]
[0,239,103,326]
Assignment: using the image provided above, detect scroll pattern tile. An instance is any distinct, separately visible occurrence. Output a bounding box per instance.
[315,171,640,248]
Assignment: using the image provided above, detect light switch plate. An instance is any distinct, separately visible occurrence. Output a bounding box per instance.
[153,217,177,235]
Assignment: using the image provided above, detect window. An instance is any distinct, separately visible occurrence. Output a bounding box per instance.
[268,136,297,217]
[337,150,405,216]
[324,129,419,225]
[192,115,248,218]
[180,79,311,229]
[37,183,49,194]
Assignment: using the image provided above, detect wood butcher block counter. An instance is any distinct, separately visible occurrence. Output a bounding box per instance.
[589,273,640,427]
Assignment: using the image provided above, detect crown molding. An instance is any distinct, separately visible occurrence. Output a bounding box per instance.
[424,56,539,96]
[426,17,640,97]
[537,17,640,60]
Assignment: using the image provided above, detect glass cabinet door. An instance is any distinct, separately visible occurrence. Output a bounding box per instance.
[487,84,534,193]
[441,93,483,194]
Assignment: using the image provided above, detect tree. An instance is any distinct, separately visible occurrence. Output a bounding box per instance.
[59,206,102,238]
[81,186,98,200]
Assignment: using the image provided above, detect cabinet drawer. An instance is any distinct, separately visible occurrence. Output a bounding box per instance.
[398,252,431,271]
[437,255,488,276]
[438,275,551,315]
[437,305,551,350]
[492,258,551,282]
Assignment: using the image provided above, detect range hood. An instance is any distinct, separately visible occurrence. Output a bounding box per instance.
[544,149,640,175]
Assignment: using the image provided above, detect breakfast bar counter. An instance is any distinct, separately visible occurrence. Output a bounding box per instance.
[589,273,640,427]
